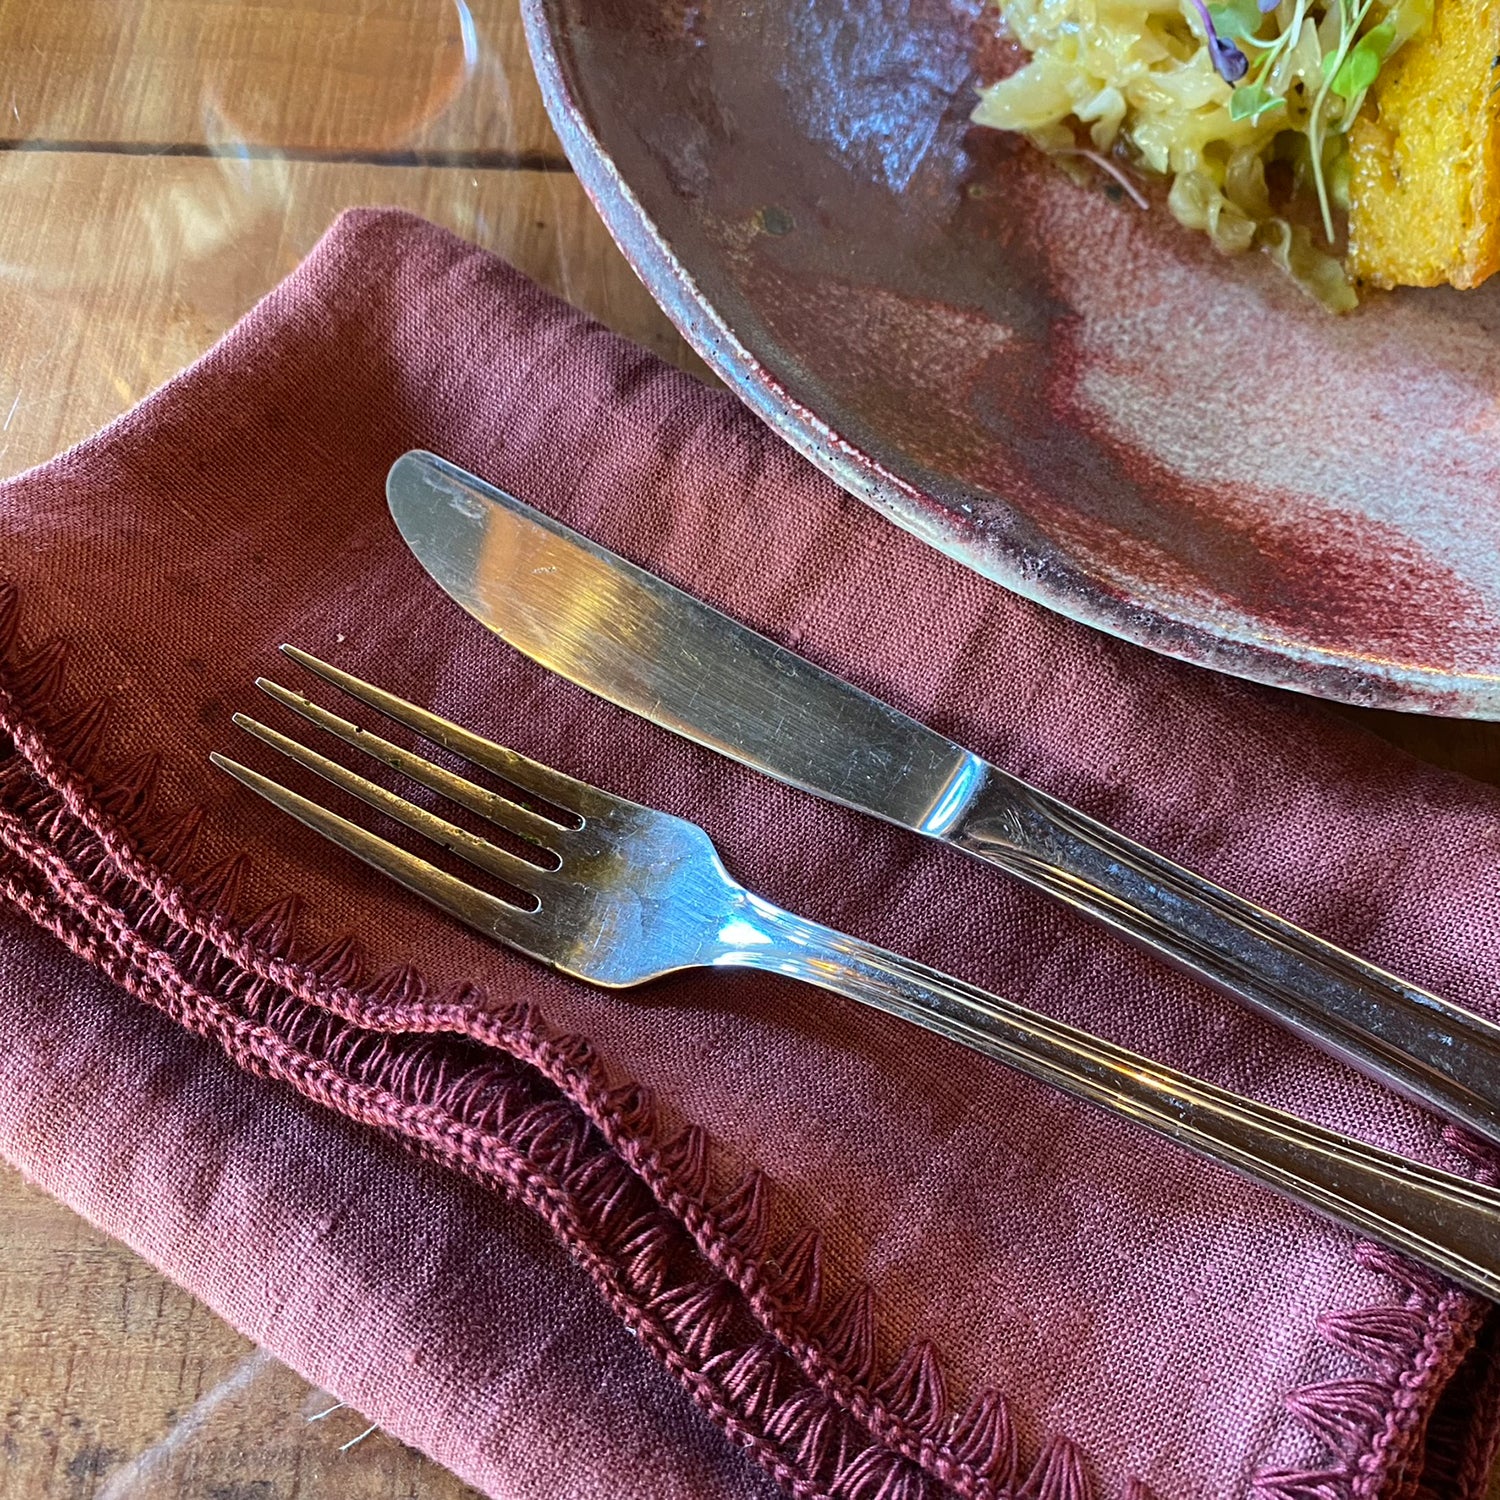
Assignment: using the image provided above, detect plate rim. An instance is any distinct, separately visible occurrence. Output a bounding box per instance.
[520,0,1500,720]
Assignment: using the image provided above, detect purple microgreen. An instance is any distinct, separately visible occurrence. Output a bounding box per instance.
[1214,36,1252,80]
[1190,0,1251,80]
[1258,0,1279,15]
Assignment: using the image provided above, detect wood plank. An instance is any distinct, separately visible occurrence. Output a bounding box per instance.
[1334,704,1500,785]
[0,0,560,159]
[0,151,706,480]
[0,1162,480,1497]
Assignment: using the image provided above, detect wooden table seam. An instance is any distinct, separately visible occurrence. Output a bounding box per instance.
[0,139,574,172]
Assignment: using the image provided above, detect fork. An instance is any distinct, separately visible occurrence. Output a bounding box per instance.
[212,647,1500,1300]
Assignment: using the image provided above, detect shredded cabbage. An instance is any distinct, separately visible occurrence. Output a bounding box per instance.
[972,0,1430,309]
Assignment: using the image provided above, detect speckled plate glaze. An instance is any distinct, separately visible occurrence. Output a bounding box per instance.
[521,0,1500,715]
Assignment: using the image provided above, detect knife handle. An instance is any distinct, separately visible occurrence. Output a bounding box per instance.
[948,770,1500,1146]
[739,903,1500,1301]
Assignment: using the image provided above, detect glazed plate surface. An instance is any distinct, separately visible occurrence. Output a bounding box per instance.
[523,0,1500,715]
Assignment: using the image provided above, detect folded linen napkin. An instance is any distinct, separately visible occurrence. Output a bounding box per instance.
[2,207,1499,1500]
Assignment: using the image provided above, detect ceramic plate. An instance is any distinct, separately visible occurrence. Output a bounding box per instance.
[522,0,1500,715]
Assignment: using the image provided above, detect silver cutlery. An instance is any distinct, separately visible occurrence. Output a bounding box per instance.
[386,449,1500,1147]
[212,648,1500,1300]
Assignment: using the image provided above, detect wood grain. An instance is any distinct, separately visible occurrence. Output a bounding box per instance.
[0,150,706,480]
[0,121,704,1500]
[0,0,560,160]
[0,1161,481,1497]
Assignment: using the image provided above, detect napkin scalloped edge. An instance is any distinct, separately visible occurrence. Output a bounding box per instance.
[0,577,1492,1500]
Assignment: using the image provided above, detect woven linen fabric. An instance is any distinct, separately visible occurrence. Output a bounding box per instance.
[0,903,783,1500]
[2,207,1499,1500]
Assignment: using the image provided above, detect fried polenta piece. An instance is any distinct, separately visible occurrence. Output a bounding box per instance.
[1347,0,1500,290]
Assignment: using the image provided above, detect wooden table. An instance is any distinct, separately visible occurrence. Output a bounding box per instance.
[0,3,706,1493]
[0,2,1494,1495]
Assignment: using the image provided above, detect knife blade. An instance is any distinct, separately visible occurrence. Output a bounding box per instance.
[388,448,1500,1143]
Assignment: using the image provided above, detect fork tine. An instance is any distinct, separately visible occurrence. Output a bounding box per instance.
[209,753,547,952]
[255,677,569,853]
[280,645,618,821]
[230,714,566,904]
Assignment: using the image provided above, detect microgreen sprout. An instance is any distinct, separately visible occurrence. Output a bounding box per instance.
[1052,147,1152,207]
[1190,0,1251,80]
[1198,0,1419,242]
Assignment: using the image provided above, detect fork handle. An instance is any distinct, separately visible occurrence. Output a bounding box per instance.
[734,896,1500,1300]
[942,769,1500,1146]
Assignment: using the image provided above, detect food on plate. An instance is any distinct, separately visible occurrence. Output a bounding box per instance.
[1347,0,1500,288]
[972,0,1500,306]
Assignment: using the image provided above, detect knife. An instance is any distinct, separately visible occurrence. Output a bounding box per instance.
[388,449,1500,1144]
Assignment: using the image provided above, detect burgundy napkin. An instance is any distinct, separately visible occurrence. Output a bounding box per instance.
[3,208,1499,1500]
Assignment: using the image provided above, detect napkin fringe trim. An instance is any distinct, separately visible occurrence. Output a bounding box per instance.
[0,842,828,1500]
[1414,1313,1500,1500]
[0,803,1117,1500]
[0,580,1486,1500]
[0,585,1116,1500]
[0,596,1116,1500]
[1254,1257,1487,1500]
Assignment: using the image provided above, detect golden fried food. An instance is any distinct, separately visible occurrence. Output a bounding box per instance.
[1348,0,1500,289]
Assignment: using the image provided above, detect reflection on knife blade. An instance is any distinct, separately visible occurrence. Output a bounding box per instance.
[388,448,1500,1145]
